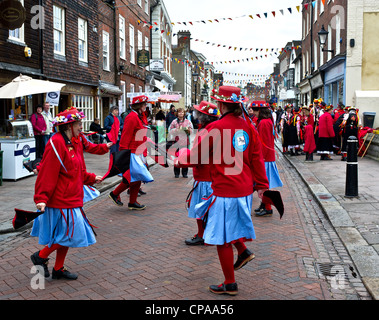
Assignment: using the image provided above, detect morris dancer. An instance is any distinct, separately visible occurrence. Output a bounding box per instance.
[251,104,283,217]
[30,107,102,280]
[176,86,269,295]
[182,101,220,246]
[108,95,153,210]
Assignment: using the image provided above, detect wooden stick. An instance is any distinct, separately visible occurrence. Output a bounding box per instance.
[361,133,375,158]
[358,134,368,155]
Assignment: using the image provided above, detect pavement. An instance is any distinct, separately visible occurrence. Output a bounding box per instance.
[0,142,378,301]
[275,140,379,300]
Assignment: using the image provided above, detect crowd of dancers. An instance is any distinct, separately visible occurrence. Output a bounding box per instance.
[27,87,362,296]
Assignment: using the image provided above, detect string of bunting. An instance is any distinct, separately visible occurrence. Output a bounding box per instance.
[169,1,325,26]
[170,5,302,26]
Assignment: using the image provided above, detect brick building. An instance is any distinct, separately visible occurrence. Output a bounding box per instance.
[299,0,347,106]
[0,0,43,120]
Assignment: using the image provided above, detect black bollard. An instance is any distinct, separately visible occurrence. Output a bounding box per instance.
[345,136,358,198]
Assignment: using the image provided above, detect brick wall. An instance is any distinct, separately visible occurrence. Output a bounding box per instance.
[98,0,116,85]
[301,0,347,74]
[0,0,41,73]
[42,0,99,86]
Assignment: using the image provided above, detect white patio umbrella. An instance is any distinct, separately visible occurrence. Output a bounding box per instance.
[0,74,66,99]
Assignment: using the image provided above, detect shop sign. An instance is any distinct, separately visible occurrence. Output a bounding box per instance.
[0,0,26,30]
[137,49,150,68]
[150,59,164,71]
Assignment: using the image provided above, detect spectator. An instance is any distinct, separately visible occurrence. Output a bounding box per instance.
[90,118,105,143]
[30,105,47,158]
[165,105,176,130]
[104,106,123,153]
[42,102,54,146]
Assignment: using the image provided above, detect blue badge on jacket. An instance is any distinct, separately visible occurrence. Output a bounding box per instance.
[233,130,249,152]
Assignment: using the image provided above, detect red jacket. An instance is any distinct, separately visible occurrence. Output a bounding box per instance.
[178,113,269,198]
[119,110,147,156]
[30,113,47,135]
[318,112,335,138]
[192,126,212,182]
[34,132,96,208]
[257,118,276,162]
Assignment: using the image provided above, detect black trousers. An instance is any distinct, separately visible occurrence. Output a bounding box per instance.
[174,166,188,177]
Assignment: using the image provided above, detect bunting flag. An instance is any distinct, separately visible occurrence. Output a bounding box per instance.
[170,3,303,26]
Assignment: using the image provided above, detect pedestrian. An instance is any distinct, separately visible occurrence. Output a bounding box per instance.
[340,107,360,161]
[251,104,283,217]
[30,105,47,159]
[165,104,177,130]
[108,95,153,210]
[182,101,220,246]
[30,107,103,280]
[176,86,269,296]
[104,106,123,154]
[301,105,316,161]
[287,106,302,156]
[168,107,194,178]
[89,118,105,143]
[280,105,292,154]
[317,105,335,160]
[41,102,54,146]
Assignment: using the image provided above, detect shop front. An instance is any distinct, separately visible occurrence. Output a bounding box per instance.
[321,56,346,107]
[60,83,97,131]
[309,72,324,101]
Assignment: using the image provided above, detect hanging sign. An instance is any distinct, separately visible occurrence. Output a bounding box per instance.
[0,0,26,30]
[137,49,150,68]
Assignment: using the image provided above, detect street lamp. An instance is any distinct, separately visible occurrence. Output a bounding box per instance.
[318,25,334,55]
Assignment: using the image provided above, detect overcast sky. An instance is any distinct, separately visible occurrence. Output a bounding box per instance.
[162,0,302,84]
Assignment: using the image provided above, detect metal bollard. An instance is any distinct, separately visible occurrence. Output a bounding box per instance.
[345,136,358,198]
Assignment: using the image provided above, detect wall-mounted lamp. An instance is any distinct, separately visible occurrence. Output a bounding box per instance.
[318,25,334,55]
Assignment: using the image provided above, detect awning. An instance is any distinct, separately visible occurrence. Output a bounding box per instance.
[0,74,65,99]
[154,80,167,91]
[99,81,123,96]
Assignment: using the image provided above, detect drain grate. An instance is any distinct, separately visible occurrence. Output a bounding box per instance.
[314,262,357,280]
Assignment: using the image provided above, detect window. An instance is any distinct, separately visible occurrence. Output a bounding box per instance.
[53,5,65,55]
[103,31,110,71]
[119,15,126,60]
[320,43,324,66]
[73,95,94,131]
[144,0,149,15]
[78,18,88,62]
[145,36,149,50]
[129,24,135,64]
[314,40,318,70]
[8,0,24,43]
[314,0,318,22]
[137,0,142,7]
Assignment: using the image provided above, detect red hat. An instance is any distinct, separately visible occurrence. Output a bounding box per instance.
[194,101,220,118]
[250,100,269,108]
[52,107,85,126]
[131,95,149,105]
[211,86,243,104]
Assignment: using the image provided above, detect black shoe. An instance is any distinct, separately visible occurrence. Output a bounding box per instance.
[175,175,179,178]
[185,234,204,246]
[255,209,273,217]
[30,251,50,278]
[128,202,146,210]
[109,191,123,206]
[234,248,255,270]
[52,267,78,280]
[182,175,188,178]
[209,283,238,296]
[254,202,265,213]
[138,189,147,195]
